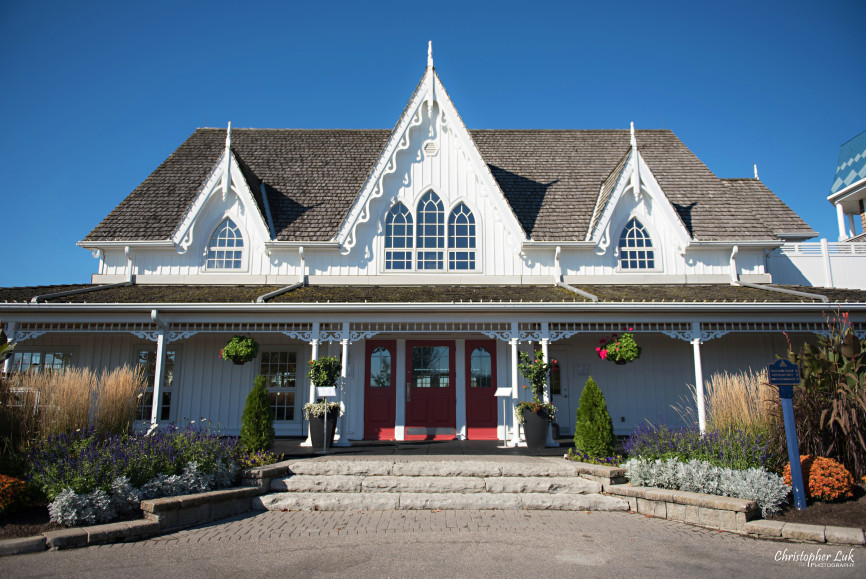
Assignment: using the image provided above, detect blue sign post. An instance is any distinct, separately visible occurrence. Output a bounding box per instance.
[768,359,807,510]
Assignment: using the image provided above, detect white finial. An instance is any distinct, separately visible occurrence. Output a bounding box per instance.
[427,41,433,69]
[753,163,759,180]
[630,121,636,149]
[223,121,232,196]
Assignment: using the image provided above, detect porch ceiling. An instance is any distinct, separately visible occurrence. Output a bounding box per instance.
[1,283,865,305]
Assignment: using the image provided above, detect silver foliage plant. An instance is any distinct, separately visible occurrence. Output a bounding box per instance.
[624,457,790,516]
[48,461,239,526]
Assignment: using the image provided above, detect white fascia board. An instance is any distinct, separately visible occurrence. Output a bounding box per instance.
[827,178,866,211]
[521,241,596,250]
[587,150,691,250]
[636,155,692,248]
[78,241,176,249]
[264,241,341,251]
[685,240,783,249]
[334,68,527,255]
[334,72,430,254]
[431,72,526,243]
[170,151,270,252]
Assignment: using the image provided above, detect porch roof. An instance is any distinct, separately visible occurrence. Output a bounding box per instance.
[1,283,864,305]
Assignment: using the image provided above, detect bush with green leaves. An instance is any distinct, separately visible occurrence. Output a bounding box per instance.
[573,377,615,458]
[624,457,790,516]
[240,376,274,452]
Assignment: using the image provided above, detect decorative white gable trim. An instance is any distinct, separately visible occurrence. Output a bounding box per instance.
[171,148,272,254]
[586,141,691,256]
[335,62,526,256]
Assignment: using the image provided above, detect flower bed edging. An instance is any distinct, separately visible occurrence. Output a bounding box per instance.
[606,484,758,532]
[0,464,290,557]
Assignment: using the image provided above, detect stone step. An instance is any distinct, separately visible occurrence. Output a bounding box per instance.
[254,491,629,512]
[271,475,601,495]
[287,459,582,478]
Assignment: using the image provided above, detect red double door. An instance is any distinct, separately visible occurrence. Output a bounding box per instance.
[363,340,498,440]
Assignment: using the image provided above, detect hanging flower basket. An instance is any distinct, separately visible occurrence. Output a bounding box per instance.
[219,335,259,365]
[595,330,641,365]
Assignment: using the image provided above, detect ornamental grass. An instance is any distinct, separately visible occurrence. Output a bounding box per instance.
[673,370,779,435]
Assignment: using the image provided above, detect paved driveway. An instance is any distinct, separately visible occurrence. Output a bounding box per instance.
[4,509,862,578]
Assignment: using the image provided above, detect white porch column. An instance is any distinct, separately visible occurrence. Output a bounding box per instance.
[540,323,556,446]
[395,339,406,441]
[509,322,522,447]
[2,322,16,374]
[333,322,351,446]
[847,214,857,239]
[837,202,848,241]
[301,322,320,446]
[690,321,707,434]
[820,238,834,288]
[150,325,168,428]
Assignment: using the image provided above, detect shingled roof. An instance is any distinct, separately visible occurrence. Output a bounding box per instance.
[84,128,814,243]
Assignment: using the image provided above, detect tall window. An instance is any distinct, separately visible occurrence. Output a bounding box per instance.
[448,202,476,270]
[618,218,655,270]
[259,351,297,421]
[206,218,244,270]
[416,191,444,270]
[136,349,175,421]
[384,203,414,270]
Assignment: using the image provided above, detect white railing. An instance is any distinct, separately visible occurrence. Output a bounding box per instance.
[779,242,866,256]
[769,240,866,289]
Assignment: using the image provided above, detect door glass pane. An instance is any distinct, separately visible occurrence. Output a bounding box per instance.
[550,363,561,396]
[470,347,491,388]
[370,347,391,388]
[412,346,449,388]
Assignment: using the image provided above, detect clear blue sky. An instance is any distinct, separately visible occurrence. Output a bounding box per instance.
[2,0,864,287]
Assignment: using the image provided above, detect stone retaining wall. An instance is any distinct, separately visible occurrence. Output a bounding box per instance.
[606,484,759,533]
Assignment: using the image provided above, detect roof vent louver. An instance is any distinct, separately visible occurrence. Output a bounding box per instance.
[423,140,439,157]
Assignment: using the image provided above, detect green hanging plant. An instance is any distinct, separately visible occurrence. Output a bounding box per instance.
[220,335,259,365]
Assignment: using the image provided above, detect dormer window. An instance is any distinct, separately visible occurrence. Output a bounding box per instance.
[206,218,244,270]
[618,217,655,270]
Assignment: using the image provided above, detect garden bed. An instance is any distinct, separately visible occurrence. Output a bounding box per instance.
[766,484,866,532]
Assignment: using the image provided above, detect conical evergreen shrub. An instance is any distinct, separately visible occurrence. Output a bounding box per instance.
[573,377,615,458]
[240,376,274,452]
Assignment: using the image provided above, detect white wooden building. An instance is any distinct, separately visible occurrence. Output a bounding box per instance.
[3,47,865,445]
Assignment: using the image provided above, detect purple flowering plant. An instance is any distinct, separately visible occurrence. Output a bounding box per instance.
[623,422,783,472]
[27,425,241,500]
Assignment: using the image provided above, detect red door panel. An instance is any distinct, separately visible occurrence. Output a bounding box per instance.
[405,341,456,440]
[465,340,498,440]
[364,341,396,440]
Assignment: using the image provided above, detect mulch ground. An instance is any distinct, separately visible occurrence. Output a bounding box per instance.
[765,484,866,532]
[0,505,143,540]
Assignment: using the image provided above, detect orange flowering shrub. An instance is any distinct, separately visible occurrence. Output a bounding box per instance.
[784,455,855,502]
[0,474,31,515]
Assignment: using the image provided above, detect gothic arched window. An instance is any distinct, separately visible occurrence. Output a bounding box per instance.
[448,202,476,270]
[384,203,413,270]
[206,218,244,269]
[416,191,444,270]
[618,217,655,270]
